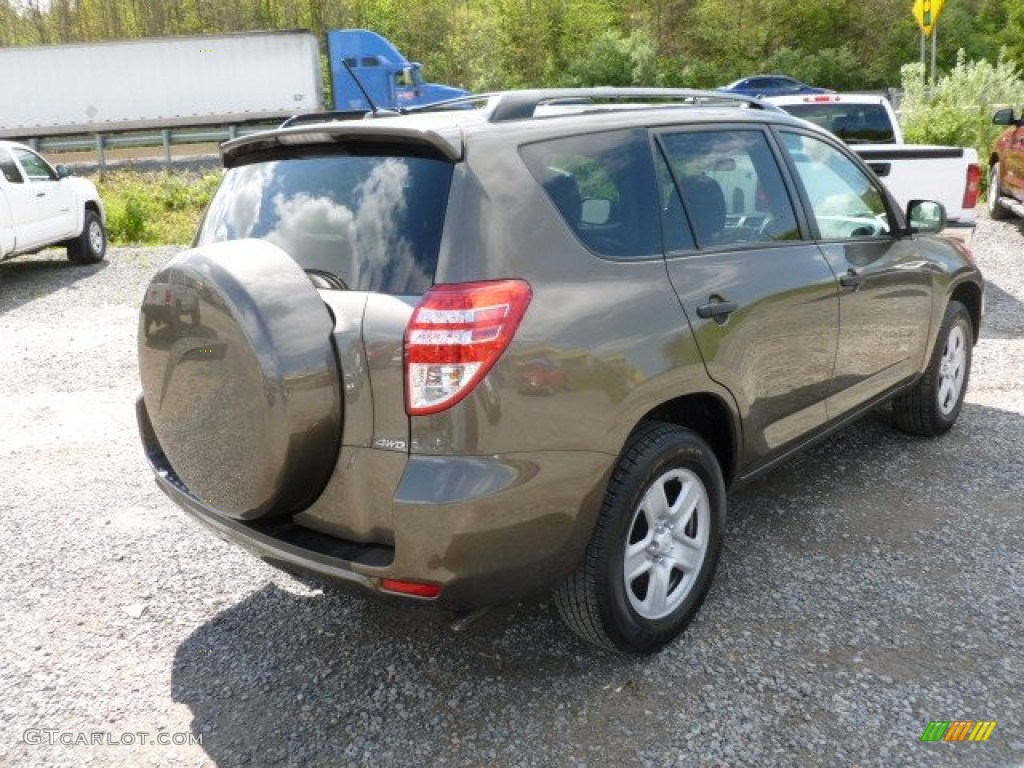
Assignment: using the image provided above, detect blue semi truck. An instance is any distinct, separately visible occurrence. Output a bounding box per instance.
[327,29,467,111]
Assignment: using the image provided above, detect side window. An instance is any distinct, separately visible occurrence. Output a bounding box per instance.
[657,128,800,248]
[519,129,661,259]
[780,132,891,240]
[12,148,57,182]
[0,150,24,184]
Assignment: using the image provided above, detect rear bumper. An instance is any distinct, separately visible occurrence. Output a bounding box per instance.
[153,468,387,592]
[138,395,612,610]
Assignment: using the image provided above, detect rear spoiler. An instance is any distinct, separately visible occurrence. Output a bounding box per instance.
[221,121,464,166]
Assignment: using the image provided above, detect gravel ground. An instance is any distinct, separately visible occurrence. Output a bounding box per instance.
[0,213,1021,768]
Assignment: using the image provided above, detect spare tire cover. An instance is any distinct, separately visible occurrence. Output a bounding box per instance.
[139,239,342,521]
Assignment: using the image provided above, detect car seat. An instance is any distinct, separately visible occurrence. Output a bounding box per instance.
[679,174,726,246]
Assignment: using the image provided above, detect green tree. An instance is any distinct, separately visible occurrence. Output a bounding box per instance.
[567,29,659,87]
[2,0,1023,97]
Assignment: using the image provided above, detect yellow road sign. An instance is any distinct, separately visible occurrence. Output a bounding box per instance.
[913,0,946,37]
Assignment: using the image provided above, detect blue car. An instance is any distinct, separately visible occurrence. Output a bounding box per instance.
[717,74,833,98]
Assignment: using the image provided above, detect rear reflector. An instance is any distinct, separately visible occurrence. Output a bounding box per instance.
[405,279,532,415]
[963,163,981,209]
[380,579,442,599]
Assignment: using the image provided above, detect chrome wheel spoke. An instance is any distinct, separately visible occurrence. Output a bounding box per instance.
[624,539,654,583]
[938,378,954,409]
[671,532,705,572]
[672,478,703,527]
[643,482,672,521]
[641,561,672,616]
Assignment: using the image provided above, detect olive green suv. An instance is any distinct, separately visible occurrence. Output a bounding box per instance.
[136,89,983,654]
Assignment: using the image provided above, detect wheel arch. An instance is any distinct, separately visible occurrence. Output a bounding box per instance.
[84,199,105,225]
[988,154,1001,189]
[638,392,739,489]
[951,280,983,345]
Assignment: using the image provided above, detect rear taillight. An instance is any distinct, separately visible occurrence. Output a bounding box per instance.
[405,279,532,415]
[964,163,981,209]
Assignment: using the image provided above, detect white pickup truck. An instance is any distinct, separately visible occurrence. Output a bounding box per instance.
[767,93,980,230]
[0,140,107,265]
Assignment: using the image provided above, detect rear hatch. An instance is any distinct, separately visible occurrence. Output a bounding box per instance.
[137,134,455,523]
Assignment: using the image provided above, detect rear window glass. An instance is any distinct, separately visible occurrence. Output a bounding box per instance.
[196,154,453,295]
[779,102,896,143]
[519,129,661,259]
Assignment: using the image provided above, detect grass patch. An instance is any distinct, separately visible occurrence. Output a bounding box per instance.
[94,170,223,246]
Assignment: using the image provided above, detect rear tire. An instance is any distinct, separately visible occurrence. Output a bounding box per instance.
[988,161,1012,220]
[67,210,106,264]
[892,300,972,436]
[554,422,726,654]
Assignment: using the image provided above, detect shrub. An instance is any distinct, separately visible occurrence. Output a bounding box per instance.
[900,49,1024,188]
[96,170,222,245]
[566,30,660,87]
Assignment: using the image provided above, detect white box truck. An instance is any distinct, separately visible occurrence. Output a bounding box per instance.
[0,30,323,138]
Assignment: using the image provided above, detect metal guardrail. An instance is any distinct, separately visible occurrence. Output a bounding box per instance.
[22,123,281,169]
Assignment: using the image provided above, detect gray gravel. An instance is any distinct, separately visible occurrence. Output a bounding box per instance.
[1,214,1021,768]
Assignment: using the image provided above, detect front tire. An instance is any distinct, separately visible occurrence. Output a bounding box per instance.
[988,161,1012,220]
[892,300,973,436]
[554,422,726,654]
[67,210,107,264]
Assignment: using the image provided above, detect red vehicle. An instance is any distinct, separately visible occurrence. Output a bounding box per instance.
[516,357,569,395]
[988,108,1024,220]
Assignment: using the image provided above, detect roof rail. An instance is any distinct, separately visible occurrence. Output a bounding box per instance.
[406,87,785,122]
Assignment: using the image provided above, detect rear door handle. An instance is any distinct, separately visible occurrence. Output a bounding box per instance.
[696,300,738,319]
[839,270,863,289]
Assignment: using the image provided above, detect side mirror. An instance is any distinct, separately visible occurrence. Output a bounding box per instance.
[992,108,1018,126]
[581,198,612,225]
[55,164,71,179]
[906,200,947,234]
